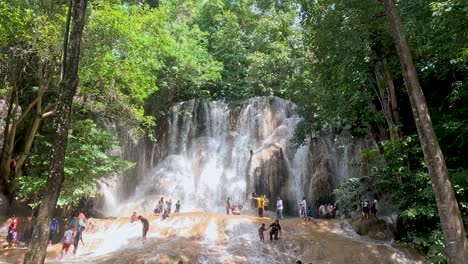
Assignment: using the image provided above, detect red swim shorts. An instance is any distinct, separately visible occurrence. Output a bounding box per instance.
[62,243,71,252]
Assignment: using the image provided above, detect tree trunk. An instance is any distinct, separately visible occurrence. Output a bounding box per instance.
[0,90,15,196]
[22,0,88,263]
[381,0,468,262]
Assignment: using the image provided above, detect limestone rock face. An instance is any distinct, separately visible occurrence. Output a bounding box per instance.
[100,97,377,216]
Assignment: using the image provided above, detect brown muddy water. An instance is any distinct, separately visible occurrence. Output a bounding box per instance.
[0,212,421,264]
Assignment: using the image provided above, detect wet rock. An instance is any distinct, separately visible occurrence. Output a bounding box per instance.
[352,219,395,241]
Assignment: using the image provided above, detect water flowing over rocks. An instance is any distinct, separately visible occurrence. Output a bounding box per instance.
[102,96,377,216]
[0,213,422,264]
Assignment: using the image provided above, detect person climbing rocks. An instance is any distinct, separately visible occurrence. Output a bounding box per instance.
[61,226,74,257]
[258,223,267,242]
[73,226,85,255]
[175,200,181,213]
[276,197,283,219]
[300,197,307,218]
[131,212,138,223]
[49,216,59,245]
[138,215,149,240]
[226,197,231,215]
[269,219,282,241]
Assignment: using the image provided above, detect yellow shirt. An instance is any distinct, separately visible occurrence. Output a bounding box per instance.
[257,197,264,208]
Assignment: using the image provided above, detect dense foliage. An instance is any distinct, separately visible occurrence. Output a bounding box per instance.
[18,119,132,207]
[334,137,467,263]
[0,0,467,261]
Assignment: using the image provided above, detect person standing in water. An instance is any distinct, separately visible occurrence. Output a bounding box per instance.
[226,197,231,215]
[269,219,282,241]
[258,223,267,242]
[175,200,181,213]
[78,211,86,228]
[276,197,283,219]
[49,217,59,245]
[253,195,265,217]
[299,197,307,218]
[138,216,149,240]
[73,226,85,255]
[61,226,74,257]
[131,212,138,223]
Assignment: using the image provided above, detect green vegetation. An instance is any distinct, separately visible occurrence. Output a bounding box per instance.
[0,0,467,262]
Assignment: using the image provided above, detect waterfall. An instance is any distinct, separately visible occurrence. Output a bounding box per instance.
[105,96,376,216]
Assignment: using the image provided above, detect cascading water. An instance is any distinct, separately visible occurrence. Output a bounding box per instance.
[114,97,305,216]
[102,96,377,217]
[0,97,420,264]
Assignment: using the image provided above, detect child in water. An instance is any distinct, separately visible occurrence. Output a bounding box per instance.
[258,223,267,242]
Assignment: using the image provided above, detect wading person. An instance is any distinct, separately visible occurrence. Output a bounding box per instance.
[138,215,149,240]
[73,226,85,255]
[258,223,267,242]
[276,197,283,219]
[131,212,138,223]
[61,226,74,257]
[226,197,231,215]
[175,200,181,213]
[299,197,307,218]
[269,219,282,241]
[252,195,265,217]
[49,217,59,245]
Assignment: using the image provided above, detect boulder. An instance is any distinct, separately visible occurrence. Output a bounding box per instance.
[352,218,395,241]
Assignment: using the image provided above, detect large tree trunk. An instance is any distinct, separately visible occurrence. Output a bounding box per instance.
[381,0,468,262]
[22,1,88,263]
[0,90,15,196]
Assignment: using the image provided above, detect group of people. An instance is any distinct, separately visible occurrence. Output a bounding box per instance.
[153,197,181,220]
[361,199,378,220]
[318,203,336,219]
[4,210,88,253]
[225,197,243,215]
[61,224,85,257]
[251,194,277,218]
[61,211,88,257]
[258,219,282,242]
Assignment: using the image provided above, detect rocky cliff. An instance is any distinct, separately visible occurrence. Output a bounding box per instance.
[102,96,377,216]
